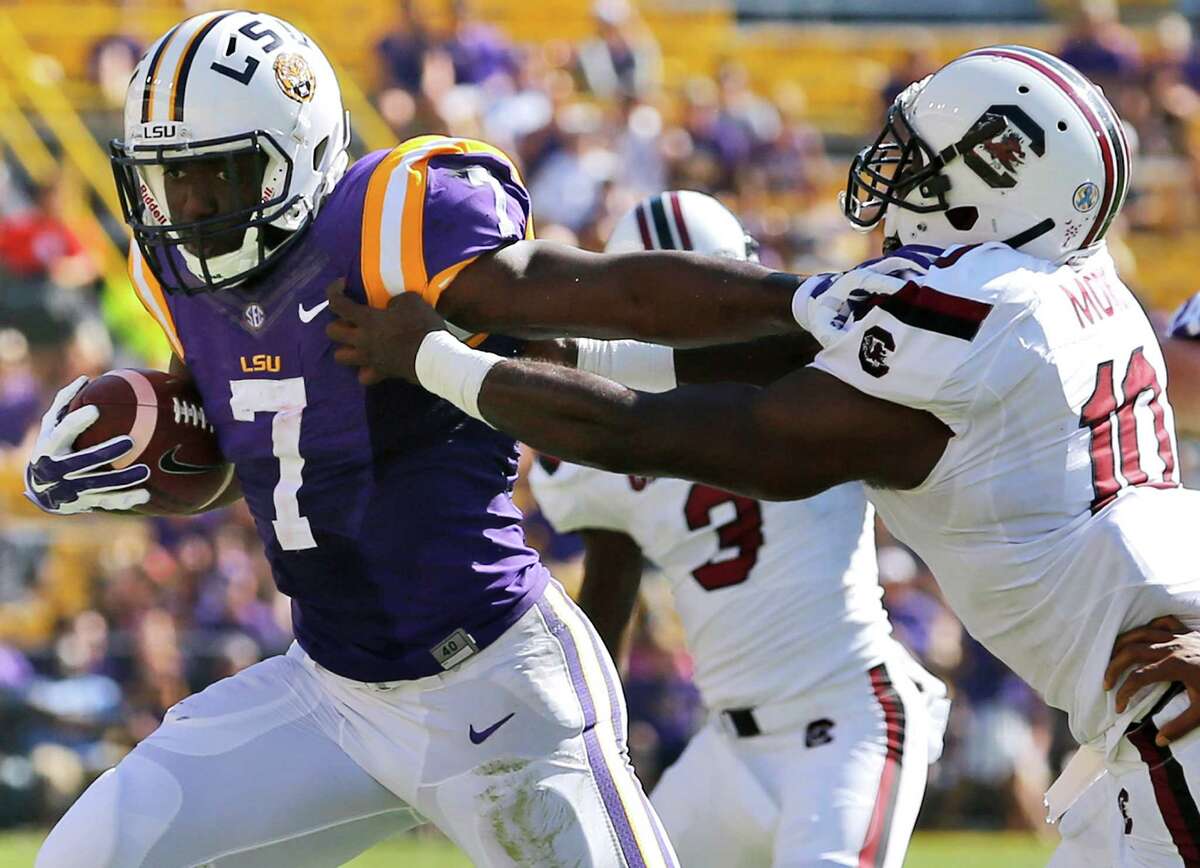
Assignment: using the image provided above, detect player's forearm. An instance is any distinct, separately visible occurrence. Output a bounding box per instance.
[477,360,813,500]
[675,334,819,386]
[523,334,817,389]
[446,241,802,347]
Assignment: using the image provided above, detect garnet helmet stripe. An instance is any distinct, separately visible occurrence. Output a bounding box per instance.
[140,24,181,123]
[1017,46,1131,242]
[668,192,694,250]
[170,10,236,121]
[964,47,1123,248]
[634,204,654,249]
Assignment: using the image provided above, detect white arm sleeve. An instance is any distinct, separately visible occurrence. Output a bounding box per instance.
[574,339,677,393]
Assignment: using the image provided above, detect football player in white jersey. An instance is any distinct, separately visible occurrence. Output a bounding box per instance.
[529,191,949,868]
[327,46,1200,865]
[1049,294,1200,868]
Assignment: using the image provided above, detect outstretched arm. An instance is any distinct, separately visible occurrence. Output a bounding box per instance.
[326,291,951,500]
[524,333,820,389]
[439,241,801,346]
[477,360,949,501]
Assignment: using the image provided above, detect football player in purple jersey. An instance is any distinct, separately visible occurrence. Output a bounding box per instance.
[24,11,712,868]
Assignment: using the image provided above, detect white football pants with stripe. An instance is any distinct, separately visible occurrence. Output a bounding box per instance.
[1051,687,1200,868]
[36,582,678,868]
[650,644,942,868]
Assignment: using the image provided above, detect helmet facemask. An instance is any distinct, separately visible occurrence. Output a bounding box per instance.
[111,129,307,294]
[842,95,1008,249]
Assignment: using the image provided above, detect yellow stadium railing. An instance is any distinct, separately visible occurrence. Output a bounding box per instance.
[0,73,57,184]
[0,12,126,280]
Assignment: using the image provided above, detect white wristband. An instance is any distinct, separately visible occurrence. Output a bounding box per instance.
[414,331,503,424]
[575,339,677,393]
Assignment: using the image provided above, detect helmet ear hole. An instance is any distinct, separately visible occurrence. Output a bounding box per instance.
[946,206,980,231]
[313,136,329,171]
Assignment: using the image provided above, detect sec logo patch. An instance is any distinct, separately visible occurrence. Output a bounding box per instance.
[859,325,895,378]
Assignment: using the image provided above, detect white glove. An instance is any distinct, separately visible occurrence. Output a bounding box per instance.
[792,268,910,348]
[24,377,151,515]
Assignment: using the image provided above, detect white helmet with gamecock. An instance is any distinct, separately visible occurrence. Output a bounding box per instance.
[606,190,759,261]
[111,10,350,293]
[842,45,1131,262]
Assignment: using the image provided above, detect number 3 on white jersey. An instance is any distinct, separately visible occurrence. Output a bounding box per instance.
[230,377,316,550]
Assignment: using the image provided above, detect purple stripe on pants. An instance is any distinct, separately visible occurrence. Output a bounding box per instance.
[557,592,676,864]
[536,593,647,868]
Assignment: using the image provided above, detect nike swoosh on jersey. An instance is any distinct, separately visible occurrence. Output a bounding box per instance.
[298,300,330,323]
[468,712,515,744]
[158,446,225,476]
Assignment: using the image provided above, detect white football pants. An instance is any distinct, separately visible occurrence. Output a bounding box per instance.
[37,582,677,868]
[1051,687,1200,868]
[650,645,943,868]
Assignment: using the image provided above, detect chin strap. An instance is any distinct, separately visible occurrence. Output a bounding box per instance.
[887,214,1056,257]
[1004,218,1056,250]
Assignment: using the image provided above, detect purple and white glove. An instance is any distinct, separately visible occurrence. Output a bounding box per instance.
[24,377,150,515]
[1168,293,1200,340]
[791,269,908,348]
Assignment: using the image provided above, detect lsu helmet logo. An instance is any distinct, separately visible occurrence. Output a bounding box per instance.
[273,53,315,103]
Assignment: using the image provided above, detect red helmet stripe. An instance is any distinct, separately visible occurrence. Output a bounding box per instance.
[965,47,1117,248]
[635,203,655,250]
[669,192,694,250]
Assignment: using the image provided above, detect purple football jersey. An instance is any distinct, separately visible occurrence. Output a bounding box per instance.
[143,142,548,682]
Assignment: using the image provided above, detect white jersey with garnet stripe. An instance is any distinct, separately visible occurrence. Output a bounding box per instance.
[528,461,893,712]
[799,241,1200,747]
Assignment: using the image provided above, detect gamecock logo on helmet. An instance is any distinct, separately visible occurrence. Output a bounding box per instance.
[982,133,1026,173]
[273,53,315,103]
[963,105,1045,190]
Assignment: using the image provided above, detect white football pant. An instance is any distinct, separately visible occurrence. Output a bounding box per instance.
[650,644,943,868]
[37,582,677,867]
[1050,687,1200,868]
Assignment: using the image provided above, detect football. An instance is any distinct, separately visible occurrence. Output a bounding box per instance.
[68,369,234,515]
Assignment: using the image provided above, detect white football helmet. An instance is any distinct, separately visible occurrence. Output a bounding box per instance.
[606,190,759,261]
[111,10,350,292]
[843,45,1131,262]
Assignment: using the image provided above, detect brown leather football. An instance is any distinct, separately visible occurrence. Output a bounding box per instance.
[68,369,233,515]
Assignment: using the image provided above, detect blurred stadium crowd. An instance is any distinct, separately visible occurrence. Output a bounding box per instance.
[1,0,1200,839]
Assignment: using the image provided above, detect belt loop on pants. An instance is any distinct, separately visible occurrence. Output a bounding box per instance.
[723,708,763,738]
